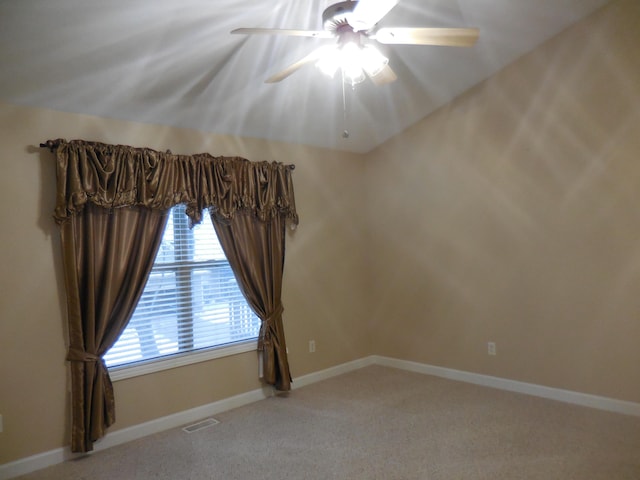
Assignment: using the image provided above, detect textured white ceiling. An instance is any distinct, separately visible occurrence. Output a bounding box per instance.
[0,0,610,153]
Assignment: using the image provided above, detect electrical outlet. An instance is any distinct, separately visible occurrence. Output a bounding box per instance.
[308,340,316,353]
[488,342,496,356]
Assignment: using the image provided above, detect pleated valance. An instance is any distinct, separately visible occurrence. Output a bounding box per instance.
[46,139,298,227]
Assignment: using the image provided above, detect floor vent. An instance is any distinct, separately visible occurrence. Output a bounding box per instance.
[182,418,220,433]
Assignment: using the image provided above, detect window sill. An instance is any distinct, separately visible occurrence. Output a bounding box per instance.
[108,340,257,382]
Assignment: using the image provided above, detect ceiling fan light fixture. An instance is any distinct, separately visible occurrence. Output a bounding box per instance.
[340,41,366,83]
[343,65,366,85]
[315,41,387,85]
[316,46,341,77]
[360,44,388,77]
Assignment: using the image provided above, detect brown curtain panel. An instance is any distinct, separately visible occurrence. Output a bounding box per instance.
[212,211,291,390]
[62,203,168,452]
[48,139,298,452]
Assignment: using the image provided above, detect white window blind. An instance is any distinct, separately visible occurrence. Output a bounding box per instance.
[104,205,260,368]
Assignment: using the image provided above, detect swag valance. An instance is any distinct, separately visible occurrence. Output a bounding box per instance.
[46,139,299,227]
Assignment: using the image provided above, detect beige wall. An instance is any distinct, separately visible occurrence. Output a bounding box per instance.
[0,104,369,464]
[366,0,640,403]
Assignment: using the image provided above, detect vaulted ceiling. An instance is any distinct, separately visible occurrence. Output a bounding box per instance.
[0,0,611,153]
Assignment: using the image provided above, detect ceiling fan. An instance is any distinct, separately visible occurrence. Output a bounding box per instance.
[231,0,479,86]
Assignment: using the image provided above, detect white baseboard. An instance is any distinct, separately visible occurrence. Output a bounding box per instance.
[373,355,640,417]
[292,356,376,390]
[3,355,639,479]
[0,359,372,480]
[0,385,275,480]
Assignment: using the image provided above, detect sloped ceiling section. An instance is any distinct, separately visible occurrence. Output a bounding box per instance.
[0,0,610,153]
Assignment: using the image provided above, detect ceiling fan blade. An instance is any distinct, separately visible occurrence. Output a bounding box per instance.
[366,64,397,86]
[351,0,398,31]
[374,27,479,47]
[231,28,333,38]
[265,47,327,83]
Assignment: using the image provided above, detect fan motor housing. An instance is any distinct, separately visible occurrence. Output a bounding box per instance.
[322,1,358,31]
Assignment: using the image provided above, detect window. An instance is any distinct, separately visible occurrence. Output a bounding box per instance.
[104,205,260,370]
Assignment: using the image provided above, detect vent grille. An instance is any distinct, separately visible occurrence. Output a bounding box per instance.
[182,418,220,433]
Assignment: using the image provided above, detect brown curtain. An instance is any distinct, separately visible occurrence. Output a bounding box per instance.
[48,139,298,452]
[62,203,168,452]
[212,211,291,390]
[211,158,296,390]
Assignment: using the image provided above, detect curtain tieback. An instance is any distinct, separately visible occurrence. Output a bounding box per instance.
[258,304,284,351]
[66,348,101,363]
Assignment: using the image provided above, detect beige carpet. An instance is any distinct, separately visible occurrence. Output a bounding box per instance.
[16,366,640,479]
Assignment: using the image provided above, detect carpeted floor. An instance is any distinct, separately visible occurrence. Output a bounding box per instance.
[15,366,640,479]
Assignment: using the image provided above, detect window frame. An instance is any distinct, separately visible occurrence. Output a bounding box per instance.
[106,205,260,380]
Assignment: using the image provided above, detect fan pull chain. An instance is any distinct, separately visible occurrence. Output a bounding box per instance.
[341,69,349,139]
